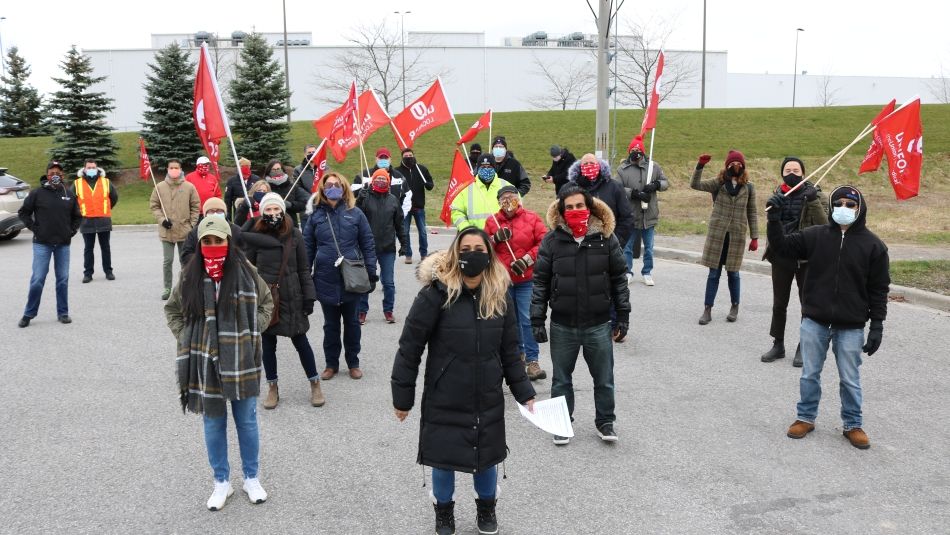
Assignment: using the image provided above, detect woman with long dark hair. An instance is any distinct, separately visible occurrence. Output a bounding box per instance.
[392,227,536,535]
[164,217,274,511]
[241,192,323,409]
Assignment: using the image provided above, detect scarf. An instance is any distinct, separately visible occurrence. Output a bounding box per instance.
[176,269,262,417]
[723,179,741,197]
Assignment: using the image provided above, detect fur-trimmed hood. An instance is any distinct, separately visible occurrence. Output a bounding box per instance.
[567,158,611,183]
[545,196,616,238]
[305,192,319,215]
[416,249,450,285]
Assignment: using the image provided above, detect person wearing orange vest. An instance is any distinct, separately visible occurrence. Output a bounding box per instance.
[72,159,119,283]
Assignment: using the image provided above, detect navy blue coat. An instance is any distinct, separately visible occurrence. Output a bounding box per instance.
[303,202,378,305]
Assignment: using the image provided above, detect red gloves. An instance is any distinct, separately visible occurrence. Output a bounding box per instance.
[748,238,758,252]
[697,154,712,167]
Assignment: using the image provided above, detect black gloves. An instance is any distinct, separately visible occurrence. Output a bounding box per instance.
[161,219,173,229]
[398,246,407,257]
[612,321,629,343]
[636,190,652,202]
[643,181,660,193]
[493,227,512,244]
[803,183,819,202]
[863,320,883,355]
[510,255,534,276]
[303,300,314,316]
[766,193,787,221]
[532,325,548,344]
[369,273,379,283]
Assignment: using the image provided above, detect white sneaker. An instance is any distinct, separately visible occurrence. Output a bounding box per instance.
[207,480,233,511]
[625,273,634,286]
[643,274,655,286]
[243,478,268,504]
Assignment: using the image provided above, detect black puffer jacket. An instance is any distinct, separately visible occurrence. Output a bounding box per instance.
[392,251,535,473]
[223,174,260,220]
[493,152,531,197]
[531,197,631,329]
[356,189,407,254]
[567,159,635,246]
[767,185,889,329]
[240,221,317,337]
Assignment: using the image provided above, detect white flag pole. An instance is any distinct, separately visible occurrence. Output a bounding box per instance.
[284,138,326,201]
[641,128,657,210]
[440,77,475,175]
[144,148,169,221]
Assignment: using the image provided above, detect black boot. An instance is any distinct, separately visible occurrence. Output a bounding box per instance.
[760,339,786,362]
[433,501,455,535]
[475,498,498,534]
[793,343,803,368]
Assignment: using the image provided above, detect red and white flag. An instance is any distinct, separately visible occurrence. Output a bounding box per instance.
[193,43,230,175]
[440,151,475,226]
[314,89,391,162]
[392,79,454,148]
[310,140,329,193]
[876,98,923,200]
[328,81,358,139]
[640,51,664,134]
[858,99,897,174]
[138,138,151,181]
[457,109,492,145]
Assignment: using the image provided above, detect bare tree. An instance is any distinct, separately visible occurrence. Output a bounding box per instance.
[929,65,950,104]
[317,23,448,113]
[612,19,696,108]
[526,56,598,111]
[816,75,841,107]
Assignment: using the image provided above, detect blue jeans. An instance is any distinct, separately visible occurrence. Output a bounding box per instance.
[321,295,361,369]
[202,397,260,482]
[432,465,497,504]
[403,208,428,258]
[509,282,539,362]
[623,226,655,275]
[704,268,740,307]
[24,242,71,318]
[797,317,865,430]
[359,251,396,313]
[549,322,615,428]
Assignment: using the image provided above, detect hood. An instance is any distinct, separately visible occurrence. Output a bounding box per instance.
[416,250,450,286]
[76,167,105,179]
[545,196,616,238]
[567,158,612,185]
[305,192,319,215]
[828,184,868,231]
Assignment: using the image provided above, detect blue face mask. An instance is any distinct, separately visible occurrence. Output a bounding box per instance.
[325,185,344,200]
[84,168,98,178]
[253,191,267,203]
[832,206,857,226]
[492,147,506,159]
[377,159,390,169]
[477,167,495,183]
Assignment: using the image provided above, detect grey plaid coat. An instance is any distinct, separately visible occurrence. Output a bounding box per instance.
[690,168,759,272]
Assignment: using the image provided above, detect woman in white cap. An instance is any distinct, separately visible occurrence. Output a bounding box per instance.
[164,217,274,511]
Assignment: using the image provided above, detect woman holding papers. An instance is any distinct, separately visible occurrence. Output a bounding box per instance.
[391,227,536,535]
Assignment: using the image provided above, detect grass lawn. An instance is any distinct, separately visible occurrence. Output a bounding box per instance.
[890,260,950,296]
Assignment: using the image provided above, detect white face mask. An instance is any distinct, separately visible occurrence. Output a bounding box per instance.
[492,147,506,158]
[832,206,857,226]
[207,212,226,219]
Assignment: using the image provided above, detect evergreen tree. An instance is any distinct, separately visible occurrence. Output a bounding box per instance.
[0,47,45,137]
[47,47,118,173]
[140,43,204,171]
[227,33,292,164]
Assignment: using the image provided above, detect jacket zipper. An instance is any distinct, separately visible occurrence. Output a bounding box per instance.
[831,230,846,320]
[472,291,481,472]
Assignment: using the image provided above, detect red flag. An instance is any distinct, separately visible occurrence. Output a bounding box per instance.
[392,79,454,148]
[326,81,358,139]
[640,51,664,134]
[310,140,329,193]
[440,151,476,226]
[314,90,392,162]
[193,43,229,175]
[457,109,492,145]
[138,138,151,181]
[876,98,923,200]
[858,99,897,174]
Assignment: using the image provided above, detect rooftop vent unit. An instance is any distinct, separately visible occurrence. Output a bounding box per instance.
[231,31,247,46]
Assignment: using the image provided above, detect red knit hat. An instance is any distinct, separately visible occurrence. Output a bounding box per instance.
[376,147,391,159]
[628,135,645,152]
[726,150,745,167]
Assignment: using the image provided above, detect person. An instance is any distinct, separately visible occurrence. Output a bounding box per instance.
[542,145,576,195]
[354,147,406,201]
[356,168,408,325]
[391,227,536,535]
[224,157,260,221]
[615,135,669,287]
[567,153,634,255]
[395,147,434,264]
[150,158,201,300]
[241,193,323,410]
[261,160,310,227]
[292,145,320,193]
[690,150,759,325]
[17,161,82,327]
[233,180,273,227]
[303,172,377,380]
[489,135,531,196]
[530,185,630,445]
[73,159,118,283]
[163,217,274,511]
[181,197,244,266]
[483,185,549,381]
[185,156,222,210]
[760,157,828,367]
[451,154,514,231]
[467,143,483,169]
[766,185,889,450]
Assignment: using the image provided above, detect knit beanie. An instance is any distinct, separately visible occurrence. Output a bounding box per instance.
[202,196,226,214]
[780,156,805,176]
[258,192,287,214]
[726,150,746,167]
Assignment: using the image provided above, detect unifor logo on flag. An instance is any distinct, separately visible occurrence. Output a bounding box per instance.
[392,79,453,147]
[310,140,329,193]
[440,151,476,226]
[858,99,897,174]
[876,98,923,200]
[457,109,492,145]
[314,89,391,162]
[329,81,358,139]
[193,43,229,175]
[138,138,151,181]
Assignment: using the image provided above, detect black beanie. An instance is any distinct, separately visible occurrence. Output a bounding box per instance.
[470,143,482,152]
[550,145,562,157]
[496,185,518,200]
[781,156,806,176]
[492,136,507,148]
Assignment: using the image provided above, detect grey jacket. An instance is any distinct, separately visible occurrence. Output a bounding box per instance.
[615,157,669,229]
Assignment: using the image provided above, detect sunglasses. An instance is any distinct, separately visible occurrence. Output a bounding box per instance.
[833,200,858,209]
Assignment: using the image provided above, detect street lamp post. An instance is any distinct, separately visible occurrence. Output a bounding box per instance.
[792,27,804,107]
[282,0,291,122]
[0,17,7,79]
[394,11,411,109]
[701,0,706,108]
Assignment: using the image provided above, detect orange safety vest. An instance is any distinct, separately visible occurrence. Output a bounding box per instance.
[75,177,112,218]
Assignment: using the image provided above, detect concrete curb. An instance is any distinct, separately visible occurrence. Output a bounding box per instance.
[653,246,950,314]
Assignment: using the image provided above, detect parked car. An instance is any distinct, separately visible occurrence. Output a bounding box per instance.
[0,168,30,241]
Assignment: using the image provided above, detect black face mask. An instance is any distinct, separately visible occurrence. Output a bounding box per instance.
[727,166,743,178]
[403,156,416,167]
[470,151,481,160]
[629,150,643,161]
[45,175,63,188]
[459,250,490,277]
[783,173,802,188]
[262,213,284,228]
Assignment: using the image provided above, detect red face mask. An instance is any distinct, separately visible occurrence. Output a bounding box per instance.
[240,165,251,179]
[197,164,210,177]
[580,162,600,179]
[564,209,590,238]
[201,244,228,282]
[371,178,390,193]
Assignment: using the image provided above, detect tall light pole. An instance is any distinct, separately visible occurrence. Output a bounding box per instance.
[594,0,610,159]
[0,17,7,79]
[792,27,804,107]
[282,0,291,122]
[394,10,411,109]
[701,0,706,108]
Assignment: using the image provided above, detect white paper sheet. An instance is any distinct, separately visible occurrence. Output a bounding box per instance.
[518,396,574,437]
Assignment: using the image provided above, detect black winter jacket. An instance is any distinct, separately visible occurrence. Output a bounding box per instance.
[531,197,631,329]
[396,161,434,210]
[264,180,311,227]
[567,159,635,246]
[767,185,889,329]
[223,174,261,220]
[355,166,407,202]
[546,149,576,195]
[179,217,244,266]
[492,153,531,197]
[356,189,407,254]
[241,223,317,337]
[392,252,535,473]
[18,184,82,245]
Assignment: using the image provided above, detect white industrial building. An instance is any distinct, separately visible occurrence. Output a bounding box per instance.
[85,31,938,131]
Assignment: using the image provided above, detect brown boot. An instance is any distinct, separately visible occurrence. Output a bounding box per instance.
[526,361,547,381]
[348,367,364,380]
[843,428,870,449]
[726,303,739,322]
[262,383,279,410]
[698,306,712,325]
[310,380,326,407]
[786,420,815,439]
